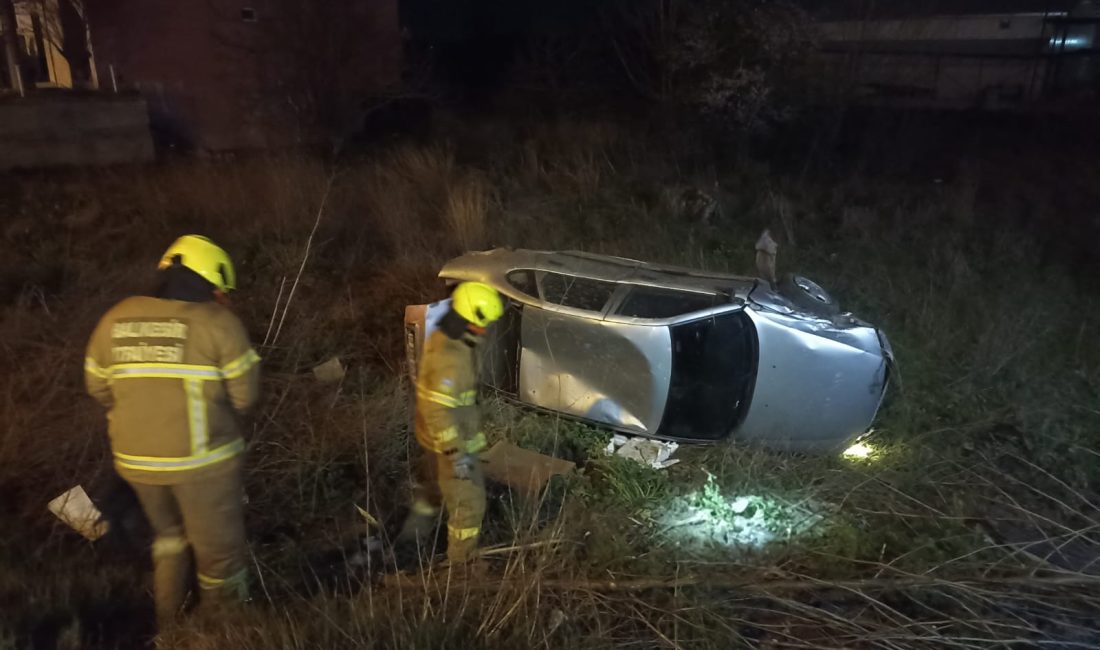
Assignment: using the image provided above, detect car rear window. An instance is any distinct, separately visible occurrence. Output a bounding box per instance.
[540,272,617,312]
[618,286,721,319]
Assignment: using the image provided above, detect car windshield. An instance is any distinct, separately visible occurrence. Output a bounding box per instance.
[659,311,757,440]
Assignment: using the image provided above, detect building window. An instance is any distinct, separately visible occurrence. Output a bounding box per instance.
[241,7,258,22]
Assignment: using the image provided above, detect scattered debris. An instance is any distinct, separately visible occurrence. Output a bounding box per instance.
[605,434,680,470]
[481,441,576,497]
[347,534,385,568]
[312,356,346,383]
[755,229,779,285]
[354,504,380,529]
[48,486,109,541]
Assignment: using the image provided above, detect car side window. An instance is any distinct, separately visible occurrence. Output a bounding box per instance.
[617,286,720,319]
[540,272,617,312]
[506,270,538,299]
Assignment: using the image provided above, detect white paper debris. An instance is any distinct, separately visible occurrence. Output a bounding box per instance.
[312,357,346,383]
[730,496,752,515]
[349,536,384,567]
[604,434,630,456]
[605,434,680,470]
[48,486,109,541]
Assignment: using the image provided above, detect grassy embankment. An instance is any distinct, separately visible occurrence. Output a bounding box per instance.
[1,117,1098,648]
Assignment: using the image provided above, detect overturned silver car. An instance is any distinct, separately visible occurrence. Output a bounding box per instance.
[406,249,893,454]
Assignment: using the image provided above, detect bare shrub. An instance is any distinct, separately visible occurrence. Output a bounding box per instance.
[604,0,814,134]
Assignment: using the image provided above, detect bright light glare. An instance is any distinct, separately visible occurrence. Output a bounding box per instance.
[1050,36,1090,49]
[842,442,875,460]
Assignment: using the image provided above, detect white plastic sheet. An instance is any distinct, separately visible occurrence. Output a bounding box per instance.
[47,485,109,541]
[605,434,680,470]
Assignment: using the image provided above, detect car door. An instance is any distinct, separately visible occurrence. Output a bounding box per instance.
[517,272,671,435]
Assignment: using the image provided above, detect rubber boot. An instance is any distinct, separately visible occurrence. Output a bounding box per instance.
[198,569,250,610]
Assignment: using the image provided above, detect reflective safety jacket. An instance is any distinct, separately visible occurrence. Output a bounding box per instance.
[85,296,261,485]
[415,330,487,456]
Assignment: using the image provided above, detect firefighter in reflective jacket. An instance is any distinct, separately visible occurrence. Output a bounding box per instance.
[398,281,504,565]
[84,235,260,626]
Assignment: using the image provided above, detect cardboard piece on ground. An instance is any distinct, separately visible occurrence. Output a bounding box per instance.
[481,441,575,497]
[48,485,109,541]
[313,357,346,383]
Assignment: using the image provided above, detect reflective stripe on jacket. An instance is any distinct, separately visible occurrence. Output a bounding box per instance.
[85,296,260,484]
[415,330,486,455]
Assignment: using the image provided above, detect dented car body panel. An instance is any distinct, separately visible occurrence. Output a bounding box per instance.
[518,307,672,434]
[738,309,890,453]
[408,248,892,454]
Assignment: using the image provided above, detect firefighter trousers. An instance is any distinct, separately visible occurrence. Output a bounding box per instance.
[128,461,249,625]
[405,449,486,563]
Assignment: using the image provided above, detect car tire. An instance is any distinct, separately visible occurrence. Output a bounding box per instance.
[779,274,840,317]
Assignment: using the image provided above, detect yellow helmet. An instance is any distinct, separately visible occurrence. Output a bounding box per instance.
[452,281,503,328]
[158,235,237,293]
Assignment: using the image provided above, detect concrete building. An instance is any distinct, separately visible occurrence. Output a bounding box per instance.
[815,0,1100,109]
[85,0,401,150]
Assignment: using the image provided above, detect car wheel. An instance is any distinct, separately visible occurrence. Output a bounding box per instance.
[780,274,840,316]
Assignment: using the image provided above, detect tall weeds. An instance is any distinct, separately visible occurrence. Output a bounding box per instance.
[1,116,1098,648]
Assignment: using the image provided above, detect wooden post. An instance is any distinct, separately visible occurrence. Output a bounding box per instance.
[0,0,24,95]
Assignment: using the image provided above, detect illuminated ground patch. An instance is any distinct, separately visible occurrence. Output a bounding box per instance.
[657,476,828,553]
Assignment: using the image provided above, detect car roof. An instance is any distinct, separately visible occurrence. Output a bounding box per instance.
[439,248,758,299]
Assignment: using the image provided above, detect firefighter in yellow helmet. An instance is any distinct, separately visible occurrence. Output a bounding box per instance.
[397,281,504,566]
[84,235,260,627]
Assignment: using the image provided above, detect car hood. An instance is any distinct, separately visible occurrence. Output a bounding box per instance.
[736,308,891,454]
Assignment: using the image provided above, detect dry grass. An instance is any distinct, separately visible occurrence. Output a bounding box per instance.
[1,116,1098,648]
[444,173,492,252]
